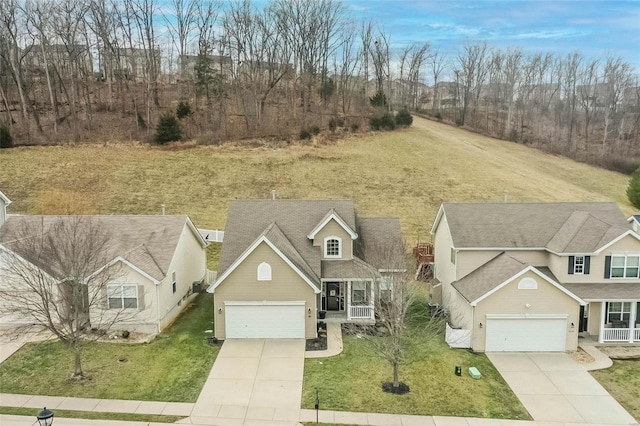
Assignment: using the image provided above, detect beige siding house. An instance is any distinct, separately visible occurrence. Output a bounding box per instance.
[208,200,403,340]
[432,202,640,352]
[0,190,207,335]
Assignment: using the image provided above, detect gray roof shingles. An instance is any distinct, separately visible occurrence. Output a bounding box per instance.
[218,200,402,282]
[0,215,190,281]
[442,202,631,253]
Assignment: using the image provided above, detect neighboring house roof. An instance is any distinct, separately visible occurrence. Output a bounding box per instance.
[452,253,528,303]
[432,202,632,253]
[453,253,584,306]
[0,215,204,282]
[0,190,11,205]
[216,200,402,286]
[560,282,640,301]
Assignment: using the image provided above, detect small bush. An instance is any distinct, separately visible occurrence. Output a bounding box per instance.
[350,123,360,132]
[309,125,320,135]
[328,117,344,132]
[155,114,182,144]
[299,128,312,140]
[370,113,396,131]
[395,108,413,127]
[435,112,442,120]
[176,101,192,119]
[370,90,387,107]
[0,126,13,148]
[627,167,640,209]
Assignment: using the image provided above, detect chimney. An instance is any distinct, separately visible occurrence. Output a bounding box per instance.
[161,204,166,215]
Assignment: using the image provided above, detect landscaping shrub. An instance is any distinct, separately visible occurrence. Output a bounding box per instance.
[0,126,13,148]
[369,113,396,131]
[155,114,182,144]
[176,101,192,119]
[627,166,640,209]
[369,90,387,107]
[395,108,413,127]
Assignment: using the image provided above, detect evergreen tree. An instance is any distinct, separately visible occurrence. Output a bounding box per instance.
[155,114,182,144]
[627,167,640,209]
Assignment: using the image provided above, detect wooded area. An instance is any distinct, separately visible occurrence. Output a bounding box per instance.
[0,0,638,171]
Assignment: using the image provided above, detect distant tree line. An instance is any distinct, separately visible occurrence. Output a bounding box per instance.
[0,0,638,171]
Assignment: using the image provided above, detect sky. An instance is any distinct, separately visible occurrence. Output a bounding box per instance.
[342,0,640,72]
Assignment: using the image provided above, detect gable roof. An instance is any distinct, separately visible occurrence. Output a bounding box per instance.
[307,209,358,240]
[216,200,403,284]
[452,252,584,306]
[210,222,320,293]
[432,202,632,254]
[0,215,203,282]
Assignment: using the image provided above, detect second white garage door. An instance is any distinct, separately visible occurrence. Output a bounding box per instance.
[485,316,567,352]
[225,301,305,338]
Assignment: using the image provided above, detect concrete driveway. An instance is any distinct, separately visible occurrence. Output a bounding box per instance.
[488,352,637,425]
[191,339,305,425]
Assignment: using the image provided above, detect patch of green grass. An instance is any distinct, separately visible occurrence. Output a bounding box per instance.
[207,242,222,271]
[0,406,184,423]
[0,294,218,402]
[302,335,531,419]
[591,360,640,421]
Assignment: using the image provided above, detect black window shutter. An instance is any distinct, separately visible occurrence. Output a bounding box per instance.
[584,256,591,274]
[604,256,611,279]
[568,256,575,275]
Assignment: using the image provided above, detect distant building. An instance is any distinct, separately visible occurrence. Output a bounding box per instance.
[23,44,93,77]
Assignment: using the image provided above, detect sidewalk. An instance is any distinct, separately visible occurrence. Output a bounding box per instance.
[305,321,344,358]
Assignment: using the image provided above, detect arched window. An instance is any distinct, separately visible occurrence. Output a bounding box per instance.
[257,262,272,281]
[324,236,342,258]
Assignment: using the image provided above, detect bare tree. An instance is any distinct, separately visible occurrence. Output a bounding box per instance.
[348,239,445,393]
[0,216,137,379]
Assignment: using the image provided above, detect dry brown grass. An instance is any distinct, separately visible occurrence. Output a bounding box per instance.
[0,116,632,243]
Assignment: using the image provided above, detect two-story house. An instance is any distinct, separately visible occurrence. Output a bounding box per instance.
[431,202,640,352]
[207,199,403,339]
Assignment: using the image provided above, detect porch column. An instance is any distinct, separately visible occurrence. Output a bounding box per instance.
[369,280,375,320]
[598,301,606,343]
[630,302,637,343]
[346,281,351,320]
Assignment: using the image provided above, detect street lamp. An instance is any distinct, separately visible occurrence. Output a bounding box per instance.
[36,407,54,426]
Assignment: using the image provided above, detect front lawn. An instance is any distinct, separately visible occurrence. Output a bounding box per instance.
[302,335,531,419]
[591,360,640,421]
[0,294,218,402]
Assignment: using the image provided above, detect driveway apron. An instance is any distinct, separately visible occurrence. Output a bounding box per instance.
[191,339,305,424]
[488,352,637,425]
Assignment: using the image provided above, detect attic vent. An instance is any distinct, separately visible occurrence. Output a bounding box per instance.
[518,277,537,290]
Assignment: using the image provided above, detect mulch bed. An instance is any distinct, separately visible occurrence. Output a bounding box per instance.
[306,336,327,351]
[381,381,410,395]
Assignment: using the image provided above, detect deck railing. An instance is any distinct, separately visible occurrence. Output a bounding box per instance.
[602,328,640,342]
[349,305,374,320]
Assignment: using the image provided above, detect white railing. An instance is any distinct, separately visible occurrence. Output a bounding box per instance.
[198,229,224,243]
[602,328,630,342]
[635,328,640,341]
[349,305,374,320]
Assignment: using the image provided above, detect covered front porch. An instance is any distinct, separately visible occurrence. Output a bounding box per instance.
[320,280,375,321]
[585,301,640,343]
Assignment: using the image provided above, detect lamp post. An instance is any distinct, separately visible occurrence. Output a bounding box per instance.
[36,407,54,426]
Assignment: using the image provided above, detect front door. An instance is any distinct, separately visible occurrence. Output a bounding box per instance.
[326,282,341,311]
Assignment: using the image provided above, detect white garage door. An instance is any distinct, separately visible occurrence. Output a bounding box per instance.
[485,317,566,352]
[225,302,305,338]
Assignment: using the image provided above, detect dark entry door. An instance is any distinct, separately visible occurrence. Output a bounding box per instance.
[326,282,341,310]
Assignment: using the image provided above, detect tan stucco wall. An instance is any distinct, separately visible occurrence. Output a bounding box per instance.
[312,219,353,260]
[552,235,640,283]
[90,265,159,334]
[157,223,206,330]
[473,270,580,352]
[213,241,317,339]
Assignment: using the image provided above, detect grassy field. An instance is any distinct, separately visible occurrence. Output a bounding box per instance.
[591,360,640,421]
[0,294,218,402]
[0,116,632,244]
[302,335,530,419]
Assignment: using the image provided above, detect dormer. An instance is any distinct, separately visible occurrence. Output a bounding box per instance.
[0,190,11,228]
[628,215,640,233]
[307,209,358,260]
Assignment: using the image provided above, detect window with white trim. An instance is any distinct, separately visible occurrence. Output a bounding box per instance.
[573,256,585,274]
[611,255,640,278]
[607,302,631,324]
[379,276,393,301]
[107,284,138,309]
[257,262,272,281]
[324,236,342,258]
